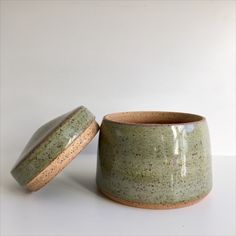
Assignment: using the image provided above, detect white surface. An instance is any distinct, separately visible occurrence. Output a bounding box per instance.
[0,154,235,236]
[0,0,235,156]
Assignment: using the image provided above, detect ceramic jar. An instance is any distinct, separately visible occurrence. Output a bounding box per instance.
[96,111,212,209]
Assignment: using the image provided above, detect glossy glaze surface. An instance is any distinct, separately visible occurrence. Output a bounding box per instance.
[96,111,212,208]
[11,106,97,187]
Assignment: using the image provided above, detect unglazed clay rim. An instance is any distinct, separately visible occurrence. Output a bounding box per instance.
[104,111,206,126]
[98,187,211,209]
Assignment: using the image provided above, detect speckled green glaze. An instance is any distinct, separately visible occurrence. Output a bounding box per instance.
[96,112,212,207]
[11,106,96,186]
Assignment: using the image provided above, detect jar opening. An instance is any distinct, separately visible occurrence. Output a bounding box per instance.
[104,111,204,125]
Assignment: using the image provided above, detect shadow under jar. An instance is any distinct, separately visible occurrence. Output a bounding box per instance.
[96,111,212,209]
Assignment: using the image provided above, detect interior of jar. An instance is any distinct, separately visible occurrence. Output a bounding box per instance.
[104,111,204,125]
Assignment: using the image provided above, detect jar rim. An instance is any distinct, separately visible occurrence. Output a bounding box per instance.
[103,111,206,126]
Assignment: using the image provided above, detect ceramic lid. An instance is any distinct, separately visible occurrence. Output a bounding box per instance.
[11,106,99,191]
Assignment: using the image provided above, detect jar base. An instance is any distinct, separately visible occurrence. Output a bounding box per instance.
[98,188,210,209]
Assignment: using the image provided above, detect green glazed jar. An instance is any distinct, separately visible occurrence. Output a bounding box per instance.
[96,111,212,209]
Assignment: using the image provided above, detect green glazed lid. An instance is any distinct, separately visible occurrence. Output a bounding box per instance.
[11,106,99,191]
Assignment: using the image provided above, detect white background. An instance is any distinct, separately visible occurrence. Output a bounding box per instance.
[0,1,235,236]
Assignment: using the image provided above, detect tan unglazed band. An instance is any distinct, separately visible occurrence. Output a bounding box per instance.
[99,188,210,209]
[26,121,99,191]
